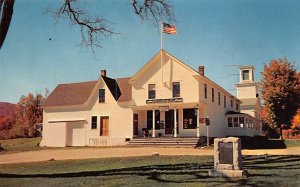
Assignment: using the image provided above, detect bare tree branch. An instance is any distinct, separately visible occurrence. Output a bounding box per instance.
[131,0,175,24]
[49,0,115,50]
[50,0,175,50]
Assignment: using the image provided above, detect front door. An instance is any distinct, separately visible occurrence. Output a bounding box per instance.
[165,110,179,134]
[100,116,109,136]
[133,114,138,136]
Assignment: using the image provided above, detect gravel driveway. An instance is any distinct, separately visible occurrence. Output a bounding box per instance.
[0,146,299,164]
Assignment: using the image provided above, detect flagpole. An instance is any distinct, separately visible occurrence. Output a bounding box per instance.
[160,19,163,84]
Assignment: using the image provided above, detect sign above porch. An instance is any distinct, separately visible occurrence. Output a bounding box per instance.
[146,98,183,104]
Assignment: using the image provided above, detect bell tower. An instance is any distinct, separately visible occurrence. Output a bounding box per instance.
[236,66,258,99]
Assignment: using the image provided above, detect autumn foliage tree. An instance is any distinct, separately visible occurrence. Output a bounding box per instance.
[260,58,300,139]
[0,93,46,139]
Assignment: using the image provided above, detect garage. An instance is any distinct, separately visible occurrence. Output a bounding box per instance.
[66,121,86,146]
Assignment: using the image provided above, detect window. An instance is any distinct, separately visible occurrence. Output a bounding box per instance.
[147,110,161,130]
[218,92,220,105]
[183,108,197,129]
[148,84,156,99]
[99,89,105,103]
[242,70,250,80]
[239,117,244,127]
[204,84,207,99]
[230,100,233,107]
[236,103,239,110]
[91,116,97,129]
[224,96,226,108]
[172,82,180,97]
[233,117,238,127]
[228,117,233,127]
[212,88,214,102]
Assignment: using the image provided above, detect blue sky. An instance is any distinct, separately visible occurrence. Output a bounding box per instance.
[1,0,300,103]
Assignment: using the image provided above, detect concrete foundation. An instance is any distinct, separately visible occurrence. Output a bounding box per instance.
[209,169,247,178]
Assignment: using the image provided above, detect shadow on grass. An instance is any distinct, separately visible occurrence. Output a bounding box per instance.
[242,137,287,149]
[0,155,299,186]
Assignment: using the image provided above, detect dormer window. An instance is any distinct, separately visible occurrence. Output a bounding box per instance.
[148,84,156,99]
[242,70,250,80]
[99,89,105,103]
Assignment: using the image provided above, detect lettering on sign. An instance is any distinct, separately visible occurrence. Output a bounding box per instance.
[219,142,233,164]
[146,98,183,104]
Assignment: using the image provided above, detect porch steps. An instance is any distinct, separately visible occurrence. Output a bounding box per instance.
[127,137,206,147]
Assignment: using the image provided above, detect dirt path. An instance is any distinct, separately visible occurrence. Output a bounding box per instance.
[0,146,299,165]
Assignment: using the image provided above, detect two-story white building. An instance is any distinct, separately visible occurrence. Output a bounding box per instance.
[41,50,262,147]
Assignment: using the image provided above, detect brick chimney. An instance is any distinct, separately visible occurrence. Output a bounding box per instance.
[101,70,106,77]
[198,66,204,76]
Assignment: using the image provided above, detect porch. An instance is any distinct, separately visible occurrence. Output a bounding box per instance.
[131,102,205,138]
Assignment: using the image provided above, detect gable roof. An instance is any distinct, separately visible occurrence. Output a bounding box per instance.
[43,81,98,107]
[129,50,199,82]
[116,77,132,102]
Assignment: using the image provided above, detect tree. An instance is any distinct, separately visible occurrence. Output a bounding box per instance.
[0,0,15,49]
[260,58,300,140]
[0,92,46,139]
[1,0,174,50]
[13,93,45,138]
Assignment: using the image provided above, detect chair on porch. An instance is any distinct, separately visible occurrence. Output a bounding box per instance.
[142,128,150,137]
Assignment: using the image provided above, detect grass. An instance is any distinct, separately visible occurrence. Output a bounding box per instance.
[0,138,43,152]
[0,155,299,187]
[284,139,300,147]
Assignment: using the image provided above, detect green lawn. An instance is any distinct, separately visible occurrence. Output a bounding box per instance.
[0,155,299,187]
[284,139,300,147]
[0,138,43,152]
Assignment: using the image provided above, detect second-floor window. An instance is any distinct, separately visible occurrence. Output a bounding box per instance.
[231,100,233,107]
[148,84,156,99]
[204,84,207,99]
[212,88,214,102]
[99,89,105,103]
[218,92,220,105]
[224,95,226,108]
[236,103,239,110]
[172,82,180,97]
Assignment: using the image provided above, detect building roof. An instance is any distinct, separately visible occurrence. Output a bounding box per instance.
[240,98,258,106]
[43,76,132,108]
[43,81,98,107]
[225,111,245,115]
[116,77,132,102]
[102,76,121,101]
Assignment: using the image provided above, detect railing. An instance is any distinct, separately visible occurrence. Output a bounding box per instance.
[226,127,261,137]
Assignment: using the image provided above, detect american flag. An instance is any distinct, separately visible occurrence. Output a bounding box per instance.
[163,22,177,34]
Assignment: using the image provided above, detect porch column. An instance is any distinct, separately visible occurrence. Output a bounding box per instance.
[152,109,155,137]
[196,108,200,137]
[174,109,177,138]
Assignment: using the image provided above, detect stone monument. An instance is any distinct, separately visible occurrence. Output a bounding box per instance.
[209,137,247,177]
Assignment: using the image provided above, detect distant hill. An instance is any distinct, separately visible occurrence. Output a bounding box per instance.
[0,102,16,117]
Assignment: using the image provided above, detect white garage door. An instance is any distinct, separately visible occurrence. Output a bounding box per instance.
[66,122,86,146]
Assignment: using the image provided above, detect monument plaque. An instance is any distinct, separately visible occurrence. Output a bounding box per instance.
[219,142,233,164]
[208,137,247,178]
